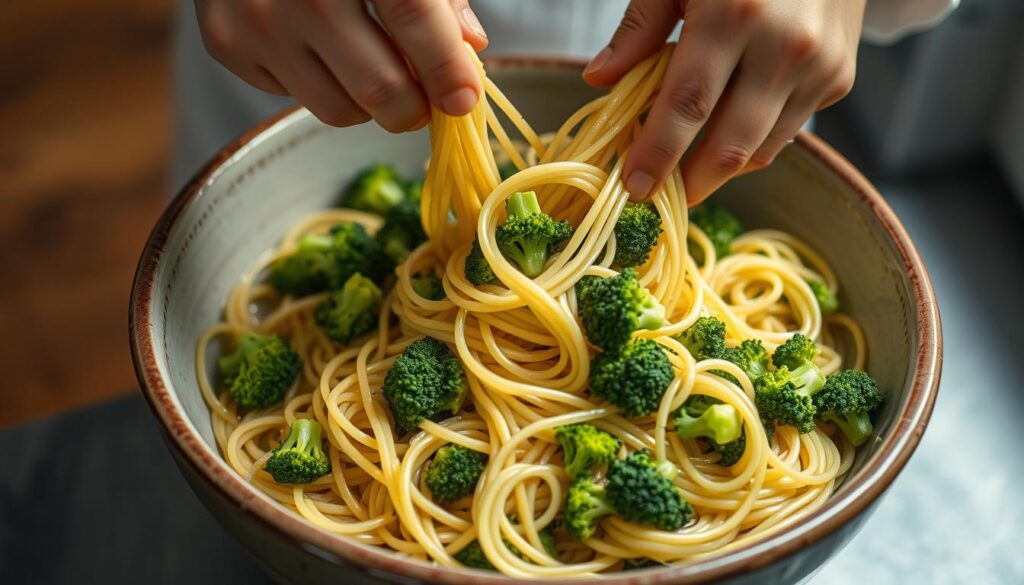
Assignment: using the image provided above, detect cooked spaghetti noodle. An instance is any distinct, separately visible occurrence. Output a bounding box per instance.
[196,46,868,577]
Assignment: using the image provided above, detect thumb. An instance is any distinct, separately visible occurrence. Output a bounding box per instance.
[449,0,488,52]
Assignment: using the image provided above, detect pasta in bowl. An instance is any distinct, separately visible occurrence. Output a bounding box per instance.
[131,53,940,584]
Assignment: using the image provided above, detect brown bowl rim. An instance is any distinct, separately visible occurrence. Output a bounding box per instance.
[130,55,942,584]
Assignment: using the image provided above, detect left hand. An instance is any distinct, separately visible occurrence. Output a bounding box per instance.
[584,0,866,204]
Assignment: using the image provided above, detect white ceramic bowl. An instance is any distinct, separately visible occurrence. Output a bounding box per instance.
[131,58,941,585]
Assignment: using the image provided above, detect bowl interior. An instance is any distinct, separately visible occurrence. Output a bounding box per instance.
[137,61,936,581]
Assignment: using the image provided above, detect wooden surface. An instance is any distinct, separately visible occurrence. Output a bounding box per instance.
[0,0,175,425]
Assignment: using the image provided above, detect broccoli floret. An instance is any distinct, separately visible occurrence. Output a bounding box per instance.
[268,234,337,297]
[495,191,573,278]
[722,338,770,380]
[382,337,468,434]
[606,450,692,531]
[590,339,674,417]
[578,268,665,351]
[613,203,662,268]
[498,161,518,180]
[454,540,495,571]
[674,395,743,445]
[676,316,727,361]
[813,370,883,446]
[538,523,558,558]
[465,239,497,285]
[269,222,389,295]
[689,202,743,261]
[340,164,407,215]
[219,333,302,409]
[375,198,427,264]
[314,273,381,345]
[328,222,391,284]
[771,334,826,395]
[264,418,331,484]
[424,444,488,503]
[410,272,445,300]
[574,275,599,301]
[405,179,423,202]
[715,432,747,466]
[623,558,662,570]
[754,367,823,434]
[807,280,839,315]
[564,477,614,540]
[555,423,621,480]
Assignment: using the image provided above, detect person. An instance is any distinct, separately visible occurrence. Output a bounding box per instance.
[176,0,958,203]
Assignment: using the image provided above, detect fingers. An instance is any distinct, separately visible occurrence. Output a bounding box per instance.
[297,0,430,132]
[447,0,489,52]
[583,0,679,87]
[623,18,747,200]
[264,48,371,127]
[681,75,789,204]
[376,0,483,116]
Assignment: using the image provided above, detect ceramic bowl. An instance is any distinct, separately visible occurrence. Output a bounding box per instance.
[130,57,941,585]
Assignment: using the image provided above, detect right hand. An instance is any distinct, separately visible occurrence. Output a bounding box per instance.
[195,0,489,132]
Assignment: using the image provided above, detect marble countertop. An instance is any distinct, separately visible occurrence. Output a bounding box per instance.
[1,166,1021,584]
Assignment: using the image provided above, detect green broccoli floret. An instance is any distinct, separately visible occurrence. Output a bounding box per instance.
[269,222,389,295]
[495,191,573,278]
[410,272,445,300]
[807,280,839,315]
[722,338,770,380]
[613,203,662,268]
[538,523,558,558]
[498,161,519,180]
[753,334,825,434]
[219,332,302,409]
[564,477,615,540]
[465,239,497,285]
[623,558,663,570]
[329,222,391,284]
[405,179,423,202]
[689,202,744,262]
[264,418,331,484]
[268,234,337,297]
[375,198,427,264]
[314,273,381,345]
[454,540,495,571]
[555,423,621,480]
[578,268,665,351]
[676,316,726,361]
[772,334,826,394]
[673,395,743,445]
[424,444,488,503]
[574,275,599,301]
[340,163,407,215]
[673,395,747,466]
[606,450,692,531]
[382,337,468,434]
[813,370,883,446]
[590,339,674,417]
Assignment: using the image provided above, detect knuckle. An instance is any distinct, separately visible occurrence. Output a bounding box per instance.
[645,136,682,165]
[382,0,433,28]
[711,142,754,175]
[748,146,778,169]
[616,4,651,36]
[356,73,406,109]
[666,76,713,126]
[298,0,333,18]
[782,27,822,63]
[198,6,235,60]
[243,0,277,39]
[832,69,856,97]
[424,48,469,83]
[723,0,765,23]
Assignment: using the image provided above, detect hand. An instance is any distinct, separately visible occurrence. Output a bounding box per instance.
[584,0,865,204]
[195,0,489,132]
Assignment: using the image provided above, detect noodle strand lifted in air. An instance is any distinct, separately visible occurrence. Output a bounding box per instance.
[196,45,876,577]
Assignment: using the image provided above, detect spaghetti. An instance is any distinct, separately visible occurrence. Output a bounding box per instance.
[196,45,867,577]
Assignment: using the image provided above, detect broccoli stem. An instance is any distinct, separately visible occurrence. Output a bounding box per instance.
[506,191,543,217]
[824,412,874,446]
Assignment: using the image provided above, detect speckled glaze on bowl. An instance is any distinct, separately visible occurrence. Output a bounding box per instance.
[130,57,941,585]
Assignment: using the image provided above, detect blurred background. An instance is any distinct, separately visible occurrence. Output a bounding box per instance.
[1,0,1022,583]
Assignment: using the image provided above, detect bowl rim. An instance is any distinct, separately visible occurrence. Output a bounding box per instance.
[130,56,941,584]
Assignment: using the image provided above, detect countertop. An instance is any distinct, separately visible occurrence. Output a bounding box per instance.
[1,165,1022,584]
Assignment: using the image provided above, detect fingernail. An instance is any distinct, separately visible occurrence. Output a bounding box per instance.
[625,171,655,199]
[584,46,613,76]
[441,87,477,116]
[461,7,487,39]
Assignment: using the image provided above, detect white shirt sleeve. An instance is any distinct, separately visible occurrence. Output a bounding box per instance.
[862,0,960,44]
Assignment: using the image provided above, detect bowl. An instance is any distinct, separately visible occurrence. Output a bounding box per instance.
[130,57,941,585]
